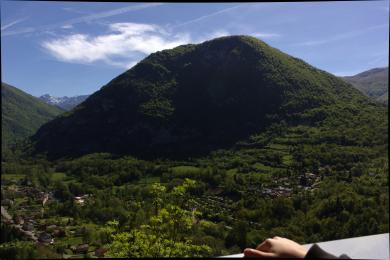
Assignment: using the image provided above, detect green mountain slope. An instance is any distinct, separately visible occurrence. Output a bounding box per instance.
[342,67,388,104]
[2,83,64,151]
[30,36,387,160]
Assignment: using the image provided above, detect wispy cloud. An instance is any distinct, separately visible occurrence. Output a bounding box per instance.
[295,23,389,47]
[1,17,28,31]
[62,3,164,25]
[367,55,388,66]
[42,22,191,69]
[61,24,73,30]
[2,3,164,37]
[170,4,245,29]
[62,7,92,15]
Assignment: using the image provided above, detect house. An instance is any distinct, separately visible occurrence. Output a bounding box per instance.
[53,228,66,238]
[38,232,54,244]
[74,197,85,205]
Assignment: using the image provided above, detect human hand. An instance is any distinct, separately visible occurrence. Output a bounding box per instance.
[243,236,308,258]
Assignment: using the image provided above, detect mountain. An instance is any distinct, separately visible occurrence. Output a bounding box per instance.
[30,35,387,160]
[342,67,388,104]
[39,94,89,110]
[2,83,64,152]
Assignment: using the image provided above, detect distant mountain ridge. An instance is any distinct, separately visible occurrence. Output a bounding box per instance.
[39,94,89,110]
[30,35,387,160]
[2,83,64,155]
[342,67,388,104]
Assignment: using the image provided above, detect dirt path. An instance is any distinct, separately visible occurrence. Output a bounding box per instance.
[1,206,12,220]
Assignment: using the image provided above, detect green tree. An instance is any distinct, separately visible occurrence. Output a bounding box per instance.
[106,179,211,257]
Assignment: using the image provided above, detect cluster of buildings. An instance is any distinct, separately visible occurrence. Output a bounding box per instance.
[1,183,105,257]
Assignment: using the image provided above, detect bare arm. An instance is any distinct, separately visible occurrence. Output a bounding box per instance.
[243,236,308,258]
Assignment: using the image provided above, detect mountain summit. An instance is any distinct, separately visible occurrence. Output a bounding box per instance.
[39,94,89,110]
[342,67,388,104]
[31,36,379,160]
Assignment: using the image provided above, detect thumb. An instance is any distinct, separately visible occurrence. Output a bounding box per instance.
[243,248,276,258]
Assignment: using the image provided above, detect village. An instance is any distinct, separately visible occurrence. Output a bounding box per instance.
[1,178,107,258]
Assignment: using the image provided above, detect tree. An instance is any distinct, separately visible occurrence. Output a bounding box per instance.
[150,183,166,215]
[53,181,72,201]
[0,241,37,260]
[106,179,212,257]
[225,221,248,250]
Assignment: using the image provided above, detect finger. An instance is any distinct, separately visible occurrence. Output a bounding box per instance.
[256,238,272,251]
[244,248,276,258]
[273,236,282,239]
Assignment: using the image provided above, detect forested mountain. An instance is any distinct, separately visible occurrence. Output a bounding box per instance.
[39,94,89,111]
[1,83,64,154]
[30,35,387,160]
[342,67,388,104]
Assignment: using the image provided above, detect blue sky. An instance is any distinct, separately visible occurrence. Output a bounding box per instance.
[1,1,389,97]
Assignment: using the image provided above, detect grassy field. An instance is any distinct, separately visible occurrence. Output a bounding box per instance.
[1,173,25,181]
[50,172,67,182]
[170,165,201,174]
[252,162,274,172]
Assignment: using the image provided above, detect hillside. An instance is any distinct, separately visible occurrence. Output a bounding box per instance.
[1,83,64,153]
[39,94,89,110]
[30,35,387,160]
[342,67,388,104]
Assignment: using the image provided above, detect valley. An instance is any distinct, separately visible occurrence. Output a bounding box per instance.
[1,35,388,258]
[2,120,388,257]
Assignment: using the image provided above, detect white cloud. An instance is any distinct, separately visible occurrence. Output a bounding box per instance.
[61,24,73,29]
[42,22,192,68]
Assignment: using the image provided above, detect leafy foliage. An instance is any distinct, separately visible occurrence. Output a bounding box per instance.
[105,180,212,257]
